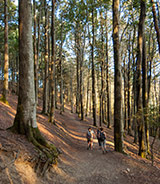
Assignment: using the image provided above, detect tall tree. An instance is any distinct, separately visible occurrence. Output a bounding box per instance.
[142,35,150,154]
[2,0,9,103]
[105,13,111,128]
[136,0,146,158]
[33,0,38,104]
[91,0,97,126]
[42,0,49,115]
[128,33,132,135]
[10,0,57,172]
[60,16,64,114]
[151,0,160,54]
[49,0,56,123]
[99,9,105,126]
[112,0,124,152]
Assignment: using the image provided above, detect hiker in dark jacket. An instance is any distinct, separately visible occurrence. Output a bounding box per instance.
[100,127,106,154]
[96,127,101,149]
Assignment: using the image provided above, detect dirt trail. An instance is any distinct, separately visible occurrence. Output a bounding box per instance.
[46,108,160,184]
[0,94,160,184]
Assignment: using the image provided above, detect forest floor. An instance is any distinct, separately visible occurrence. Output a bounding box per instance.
[0,93,160,184]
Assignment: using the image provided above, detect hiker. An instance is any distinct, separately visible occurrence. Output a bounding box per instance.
[86,127,94,150]
[96,127,101,149]
[100,127,106,154]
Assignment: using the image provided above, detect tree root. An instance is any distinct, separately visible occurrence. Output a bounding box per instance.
[27,126,59,176]
[8,124,59,176]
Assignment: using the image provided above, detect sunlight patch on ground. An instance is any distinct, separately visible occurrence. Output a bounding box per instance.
[7,111,15,118]
[56,120,87,142]
[59,156,75,166]
[53,165,75,183]
[37,114,47,120]
[38,124,55,139]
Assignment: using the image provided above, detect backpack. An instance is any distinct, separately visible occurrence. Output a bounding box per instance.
[100,131,106,141]
[87,131,91,140]
[97,129,101,138]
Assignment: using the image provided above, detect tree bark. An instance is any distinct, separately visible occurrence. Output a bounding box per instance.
[91,1,97,126]
[128,34,132,135]
[49,0,56,124]
[142,35,150,154]
[105,13,111,128]
[2,0,9,103]
[136,0,146,158]
[33,0,38,104]
[42,1,49,115]
[113,0,124,152]
[60,17,64,114]
[151,0,160,54]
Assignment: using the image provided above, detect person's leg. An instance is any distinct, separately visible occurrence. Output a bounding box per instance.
[90,140,93,150]
[104,139,106,152]
[101,141,104,153]
[87,140,90,149]
[98,138,101,147]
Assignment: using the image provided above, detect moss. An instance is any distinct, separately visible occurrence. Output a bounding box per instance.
[26,126,58,162]
[0,95,9,105]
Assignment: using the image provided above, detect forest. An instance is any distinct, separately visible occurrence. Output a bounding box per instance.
[0,0,160,183]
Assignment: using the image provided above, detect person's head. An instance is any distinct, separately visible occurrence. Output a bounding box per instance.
[100,127,103,131]
[88,127,91,131]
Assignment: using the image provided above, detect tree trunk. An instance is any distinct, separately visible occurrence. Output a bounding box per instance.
[91,2,97,127]
[142,35,150,154]
[70,65,73,113]
[99,10,105,126]
[151,0,160,54]
[105,13,111,128]
[60,18,64,114]
[49,0,56,124]
[128,34,132,135]
[42,1,49,115]
[33,0,38,104]
[113,0,124,153]
[75,23,80,115]
[9,2,58,170]
[136,0,146,158]
[2,0,9,103]
[123,57,128,131]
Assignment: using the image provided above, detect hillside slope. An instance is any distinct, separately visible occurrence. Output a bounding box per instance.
[0,93,160,184]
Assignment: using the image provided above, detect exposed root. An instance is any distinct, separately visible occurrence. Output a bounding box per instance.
[9,124,59,176]
[27,127,59,176]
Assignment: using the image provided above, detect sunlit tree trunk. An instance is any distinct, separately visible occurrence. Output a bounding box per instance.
[60,17,64,114]
[12,0,43,141]
[2,0,9,103]
[105,13,111,128]
[99,10,105,126]
[113,0,124,152]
